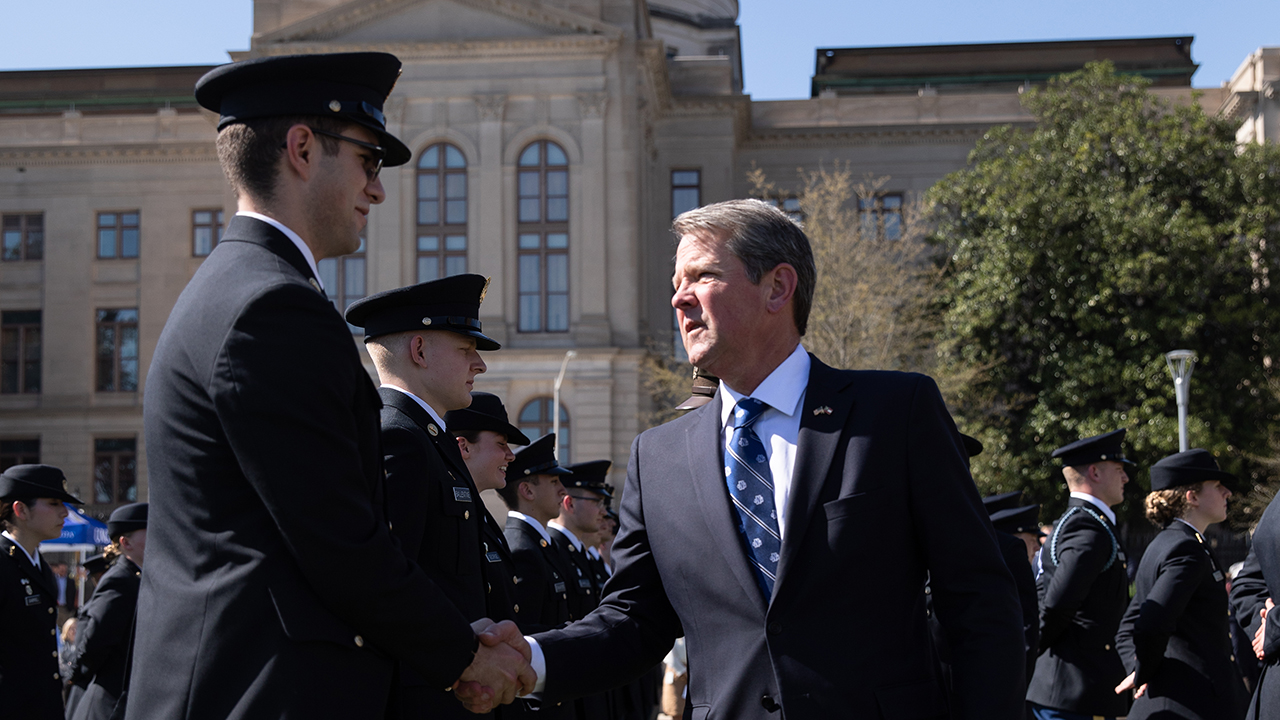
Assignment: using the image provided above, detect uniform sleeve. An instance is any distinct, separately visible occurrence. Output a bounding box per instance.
[214,285,477,687]
[1231,547,1269,636]
[1127,540,1209,684]
[1039,518,1115,648]
[68,570,133,685]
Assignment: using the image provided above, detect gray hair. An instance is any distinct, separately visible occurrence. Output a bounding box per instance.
[672,199,816,335]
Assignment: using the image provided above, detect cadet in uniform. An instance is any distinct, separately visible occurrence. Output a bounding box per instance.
[130,52,529,719]
[446,392,530,630]
[69,502,147,720]
[0,464,80,720]
[346,275,502,719]
[1114,449,1249,720]
[1027,430,1133,720]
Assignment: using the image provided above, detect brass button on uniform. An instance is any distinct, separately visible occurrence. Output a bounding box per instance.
[464,511,470,520]
[354,635,364,647]
[540,540,548,548]
[513,604,520,613]
[47,607,53,614]
[54,673,60,680]
[1104,644,1111,651]
[52,651,58,658]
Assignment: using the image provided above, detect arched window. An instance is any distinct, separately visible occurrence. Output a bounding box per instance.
[517,141,569,332]
[417,143,468,281]
[518,397,570,462]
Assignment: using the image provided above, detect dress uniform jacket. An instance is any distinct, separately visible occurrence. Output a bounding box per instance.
[0,536,62,720]
[480,510,521,624]
[548,527,614,720]
[128,216,477,720]
[1242,496,1280,720]
[1027,496,1130,717]
[69,558,141,720]
[534,361,1026,720]
[1115,520,1248,720]
[380,386,489,720]
[504,518,573,631]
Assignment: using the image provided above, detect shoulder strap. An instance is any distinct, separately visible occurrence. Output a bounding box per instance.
[1048,506,1119,572]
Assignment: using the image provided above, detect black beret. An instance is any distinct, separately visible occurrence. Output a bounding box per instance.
[1052,429,1134,467]
[982,490,1023,515]
[107,502,148,540]
[1149,449,1237,492]
[194,52,411,166]
[345,274,499,348]
[0,464,82,505]
[445,392,530,446]
[564,461,613,497]
[506,434,572,482]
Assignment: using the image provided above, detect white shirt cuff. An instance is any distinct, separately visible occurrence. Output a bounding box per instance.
[523,636,547,695]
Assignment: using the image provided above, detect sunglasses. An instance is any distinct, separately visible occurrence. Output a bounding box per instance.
[567,495,608,507]
[307,127,386,181]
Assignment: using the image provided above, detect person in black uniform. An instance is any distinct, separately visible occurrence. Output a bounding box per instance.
[129,52,530,720]
[69,502,147,720]
[1114,449,1248,719]
[1229,547,1267,691]
[0,464,80,720]
[346,275,505,720]
[1027,429,1133,720]
[447,392,530,631]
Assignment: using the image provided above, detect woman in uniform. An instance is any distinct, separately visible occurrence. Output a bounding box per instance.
[1115,449,1249,719]
[68,503,146,720]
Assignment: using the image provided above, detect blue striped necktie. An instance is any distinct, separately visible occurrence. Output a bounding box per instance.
[725,397,782,599]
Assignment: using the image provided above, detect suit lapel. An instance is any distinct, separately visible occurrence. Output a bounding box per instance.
[773,357,856,602]
[379,387,475,483]
[686,393,767,613]
[1,537,57,599]
[220,215,324,293]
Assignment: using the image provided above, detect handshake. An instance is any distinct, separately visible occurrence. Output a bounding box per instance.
[452,618,539,714]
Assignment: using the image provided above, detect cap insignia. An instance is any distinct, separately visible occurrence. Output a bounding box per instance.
[329,100,342,112]
[421,317,433,326]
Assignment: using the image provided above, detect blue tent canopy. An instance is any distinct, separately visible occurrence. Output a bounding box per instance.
[43,504,111,547]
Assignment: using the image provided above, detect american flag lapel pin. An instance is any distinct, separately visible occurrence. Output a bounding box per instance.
[813,406,833,416]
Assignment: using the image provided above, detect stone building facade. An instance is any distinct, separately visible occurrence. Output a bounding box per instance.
[0,0,1273,518]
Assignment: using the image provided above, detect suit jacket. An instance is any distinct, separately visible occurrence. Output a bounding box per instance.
[69,558,141,720]
[1229,546,1266,687]
[0,538,62,720]
[1027,496,1130,716]
[380,386,489,720]
[1243,497,1280,720]
[128,215,477,720]
[534,360,1026,720]
[1115,521,1248,720]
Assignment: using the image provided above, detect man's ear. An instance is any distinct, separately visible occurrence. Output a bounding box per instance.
[282,124,318,182]
[409,334,430,370]
[456,436,471,459]
[764,263,798,315]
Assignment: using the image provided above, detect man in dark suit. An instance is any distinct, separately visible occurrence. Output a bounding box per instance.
[129,52,530,720]
[527,199,1025,719]
[347,275,510,720]
[1242,494,1280,719]
[0,464,80,720]
[1027,430,1133,720]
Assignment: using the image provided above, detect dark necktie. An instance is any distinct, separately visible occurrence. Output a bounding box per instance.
[725,397,782,599]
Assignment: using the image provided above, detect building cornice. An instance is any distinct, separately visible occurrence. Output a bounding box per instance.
[742,121,1033,150]
[253,35,621,62]
[0,142,217,167]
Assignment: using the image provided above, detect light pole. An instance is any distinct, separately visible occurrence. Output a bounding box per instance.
[553,350,577,461]
[1165,349,1197,452]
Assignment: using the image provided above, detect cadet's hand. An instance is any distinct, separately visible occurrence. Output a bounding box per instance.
[1114,671,1146,698]
[1255,598,1274,660]
[453,619,536,713]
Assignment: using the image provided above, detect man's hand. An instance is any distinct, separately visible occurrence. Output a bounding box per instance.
[1254,598,1274,660]
[452,618,537,714]
[1114,671,1146,698]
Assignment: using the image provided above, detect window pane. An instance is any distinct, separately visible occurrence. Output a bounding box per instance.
[194,211,211,224]
[445,256,467,277]
[518,234,541,250]
[24,226,40,260]
[194,227,213,256]
[418,200,439,225]
[445,235,467,251]
[519,144,540,167]
[94,460,114,503]
[672,188,700,217]
[518,172,540,198]
[417,256,440,281]
[345,257,365,299]
[98,229,116,258]
[546,198,568,222]
[860,212,876,238]
[445,200,466,224]
[445,145,466,168]
[119,457,137,502]
[520,400,543,423]
[519,296,541,332]
[883,195,902,210]
[672,170,699,186]
[118,309,138,323]
[121,326,138,360]
[546,143,567,166]
[547,254,568,292]
[546,171,567,197]
[122,213,138,226]
[519,255,541,292]
[418,236,439,252]
[884,213,902,240]
[445,173,466,199]
[120,358,138,392]
[519,198,541,223]
[547,294,568,332]
[418,174,439,200]
[2,231,20,260]
[317,258,338,291]
[122,224,139,257]
[22,327,40,393]
[546,233,568,249]
[418,145,439,168]
[99,213,115,228]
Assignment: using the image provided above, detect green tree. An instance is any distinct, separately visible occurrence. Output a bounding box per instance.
[929,61,1280,525]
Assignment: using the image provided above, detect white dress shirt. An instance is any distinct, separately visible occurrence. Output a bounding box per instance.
[1069,491,1117,525]
[547,521,585,551]
[2,530,40,569]
[380,384,447,431]
[718,343,810,541]
[235,211,324,290]
[508,511,552,544]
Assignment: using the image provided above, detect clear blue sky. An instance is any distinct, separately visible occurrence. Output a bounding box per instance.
[1,0,1275,100]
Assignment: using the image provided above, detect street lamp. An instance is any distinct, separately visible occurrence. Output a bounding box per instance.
[1165,349,1197,452]
[553,350,577,461]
